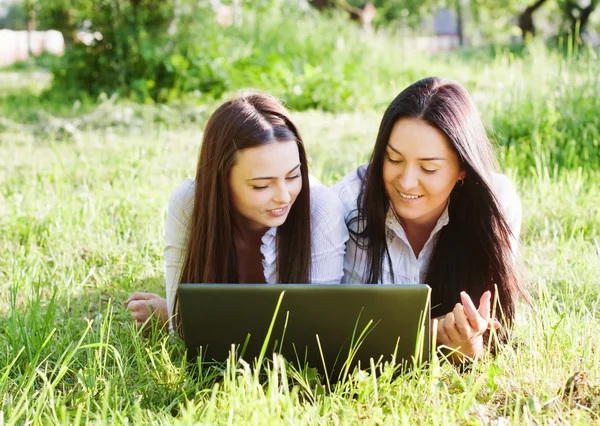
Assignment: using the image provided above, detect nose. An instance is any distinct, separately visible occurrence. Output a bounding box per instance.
[398,165,419,190]
[273,182,291,204]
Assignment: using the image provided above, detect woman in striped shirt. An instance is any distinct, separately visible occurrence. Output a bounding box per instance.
[126,92,348,332]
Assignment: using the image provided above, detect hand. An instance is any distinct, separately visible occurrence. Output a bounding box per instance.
[125,292,169,335]
[436,290,501,360]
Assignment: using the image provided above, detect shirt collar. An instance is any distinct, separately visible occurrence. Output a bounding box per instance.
[385,202,450,248]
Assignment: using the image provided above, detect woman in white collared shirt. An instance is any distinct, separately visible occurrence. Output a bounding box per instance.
[126,92,348,332]
[333,77,529,361]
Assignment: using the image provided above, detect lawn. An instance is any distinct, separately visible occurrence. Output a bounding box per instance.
[1,48,599,424]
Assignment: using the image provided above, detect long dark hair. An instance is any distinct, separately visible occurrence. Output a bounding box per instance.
[350,77,528,325]
[173,92,311,318]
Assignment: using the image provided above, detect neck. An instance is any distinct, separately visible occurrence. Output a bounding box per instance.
[391,204,443,258]
[232,213,269,245]
[401,218,436,237]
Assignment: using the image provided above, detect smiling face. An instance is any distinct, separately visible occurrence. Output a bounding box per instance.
[229,140,303,233]
[382,117,466,229]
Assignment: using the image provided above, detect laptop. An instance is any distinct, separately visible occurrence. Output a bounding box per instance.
[177,284,431,382]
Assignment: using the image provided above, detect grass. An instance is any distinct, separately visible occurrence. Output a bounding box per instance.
[1,45,600,424]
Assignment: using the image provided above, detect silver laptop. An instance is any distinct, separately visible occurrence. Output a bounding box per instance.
[177,284,431,382]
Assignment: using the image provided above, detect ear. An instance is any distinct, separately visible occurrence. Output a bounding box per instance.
[458,169,467,181]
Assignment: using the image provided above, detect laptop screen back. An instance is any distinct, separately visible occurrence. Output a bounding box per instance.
[177,284,431,380]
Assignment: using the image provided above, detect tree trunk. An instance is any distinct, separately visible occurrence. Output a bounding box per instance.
[310,0,335,10]
[579,1,598,35]
[455,0,464,47]
[309,0,376,30]
[25,0,36,55]
[564,0,599,37]
[517,0,548,39]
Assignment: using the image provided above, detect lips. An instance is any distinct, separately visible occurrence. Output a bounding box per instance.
[398,191,423,200]
[267,205,289,217]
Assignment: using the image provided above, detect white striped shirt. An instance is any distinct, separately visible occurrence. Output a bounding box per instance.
[164,177,349,317]
[332,164,522,284]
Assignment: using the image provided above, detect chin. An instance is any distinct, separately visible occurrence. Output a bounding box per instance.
[395,206,425,221]
[266,215,289,228]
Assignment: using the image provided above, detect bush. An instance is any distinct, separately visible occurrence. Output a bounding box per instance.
[50,0,176,102]
[48,0,413,111]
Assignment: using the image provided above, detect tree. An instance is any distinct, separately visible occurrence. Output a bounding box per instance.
[518,0,550,38]
[309,0,377,29]
[469,0,552,40]
[36,0,78,45]
[560,0,599,37]
[44,0,177,100]
[0,1,28,30]
[23,0,36,54]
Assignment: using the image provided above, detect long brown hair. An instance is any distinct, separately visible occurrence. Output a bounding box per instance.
[350,77,528,325]
[174,92,311,317]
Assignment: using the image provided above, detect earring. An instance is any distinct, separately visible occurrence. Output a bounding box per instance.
[457,179,465,187]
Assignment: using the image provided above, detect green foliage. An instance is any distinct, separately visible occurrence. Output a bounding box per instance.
[46,0,393,110]
[36,0,600,110]
[5,38,600,172]
[48,0,175,101]
[347,0,433,28]
[0,1,28,29]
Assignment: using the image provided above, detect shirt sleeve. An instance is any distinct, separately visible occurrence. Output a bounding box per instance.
[164,178,194,324]
[331,167,366,283]
[308,184,349,284]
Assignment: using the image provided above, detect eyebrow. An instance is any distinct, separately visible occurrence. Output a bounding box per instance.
[387,144,446,161]
[247,164,302,181]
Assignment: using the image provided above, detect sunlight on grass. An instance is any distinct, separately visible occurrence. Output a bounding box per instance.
[1,46,600,424]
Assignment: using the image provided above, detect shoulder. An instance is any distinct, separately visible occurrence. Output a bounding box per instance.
[331,164,368,220]
[490,173,522,235]
[168,178,195,223]
[490,173,520,209]
[309,177,345,228]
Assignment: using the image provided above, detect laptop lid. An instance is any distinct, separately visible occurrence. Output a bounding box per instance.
[177,284,431,381]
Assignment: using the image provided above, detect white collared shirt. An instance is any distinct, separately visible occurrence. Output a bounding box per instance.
[164,176,349,317]
[332,164,522,284]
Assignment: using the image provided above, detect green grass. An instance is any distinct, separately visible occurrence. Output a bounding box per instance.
[1,45,600,424]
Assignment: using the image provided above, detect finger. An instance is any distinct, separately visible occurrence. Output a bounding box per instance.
[125,292,157,305]
[131,309,152,322]
[125,299,142,312]
[443,312,462,343]
[477,291,492,321]
[464,292,491,333]
[436,318,450,346]
[452,304,473,339]
[126,300,153,315]
[460,292,481,326]
[488,319,501,330]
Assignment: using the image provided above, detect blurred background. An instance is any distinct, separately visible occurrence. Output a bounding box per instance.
[1,0,599,109]
[1,0,599,174]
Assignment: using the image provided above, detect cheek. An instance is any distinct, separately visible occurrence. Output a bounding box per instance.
[382,164,395,186]
[425,174,456,197]
[232,188,263,213]
[246,190,271,210]
[290,179,303,201]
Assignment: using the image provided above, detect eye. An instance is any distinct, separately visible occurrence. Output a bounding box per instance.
[286,174,301,181]
[386,155,402,164]
[421,167,437,174]
[252,185,270,191]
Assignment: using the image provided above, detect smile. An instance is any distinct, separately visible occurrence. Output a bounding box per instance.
[267,205,289,217]
[399,192,423,200]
